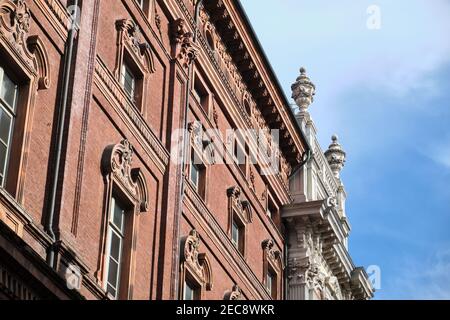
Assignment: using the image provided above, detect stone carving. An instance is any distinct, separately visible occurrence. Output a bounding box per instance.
[101,140,148,212]
[182,230,202,279]
[262,239,283,271]
[171,18,197,68]
[224,284,243,300]
[324,135,346,179]
[227,186,252,225]
[181,230,213,290]
[11,0,30,45]
[115,19,155,74]
[291,67,316,113]
[0,0,51,90]
[27,35,50,89]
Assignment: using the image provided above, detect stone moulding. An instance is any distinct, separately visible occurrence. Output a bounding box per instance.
[183,179,271,299]
[94,56,169,173]
[180,230,213,293]
[101,139,149,212]
[0,0,51,89]
[34,0,71,41]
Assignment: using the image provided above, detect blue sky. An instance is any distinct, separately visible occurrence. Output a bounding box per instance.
[241,0,450,299]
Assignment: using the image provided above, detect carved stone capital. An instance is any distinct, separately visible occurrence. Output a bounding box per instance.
[171,18,197,68]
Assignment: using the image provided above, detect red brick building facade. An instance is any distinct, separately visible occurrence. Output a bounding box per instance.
[0,0,371,300]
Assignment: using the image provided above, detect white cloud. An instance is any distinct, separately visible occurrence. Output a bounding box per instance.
[426,139,450,169]
[242,0,450,148]
[388,249,450,300]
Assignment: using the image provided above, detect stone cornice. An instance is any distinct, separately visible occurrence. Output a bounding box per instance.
[283,198,358,293]
[222,0,308,160]
[175,0,306,169]
[34,0,70,41]
[351,267,375,300]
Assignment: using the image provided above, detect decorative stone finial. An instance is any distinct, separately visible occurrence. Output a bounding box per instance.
[324,135,346,179]
[291,67,316,113]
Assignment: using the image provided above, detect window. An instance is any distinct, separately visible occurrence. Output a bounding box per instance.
[266,269,276,299]
[134,0,149,15]
[0,66,18,187]
[105,196,127,299]
[227,187,252,257]
[262,239,282,300]
[100,140,149,300]
[231,219,239,247]
[189,150,206,199]
[267,197,277,220]
[183,280,200,301]
[114,19,155,114]
[120,63,136,100]
[135,0,144,9]
[190,162,200,190]
[231,216,245,255]
[180,230,213,300]
[234,138,246,175]
[193,76,209,113]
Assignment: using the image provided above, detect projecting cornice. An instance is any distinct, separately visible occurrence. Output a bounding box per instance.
[282,198,355,292]
[198,0,308,166]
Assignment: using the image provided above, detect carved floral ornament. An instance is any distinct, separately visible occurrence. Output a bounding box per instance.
[101,139,149,212]
[170,18,198,68]
[262,239,284,271]
[181,230,213,291]
[227,186,252,225]
[115,19,155,74]
[0,0,51,89]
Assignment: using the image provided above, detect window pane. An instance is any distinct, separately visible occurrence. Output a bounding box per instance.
[109,231,122,261]
[106,284,117,298]
[232,221,239,246]
[0,108,12,145]
[184,282,194,300]
[0,71,18,111]
[121,64,135,98]
[107,258,119,290]
[267,273,272,292]
[0,143,7,177]
[190,164,199,188]
[111,198,124,231]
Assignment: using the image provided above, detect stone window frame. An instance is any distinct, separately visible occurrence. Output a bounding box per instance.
[192,70,211,116]
[227,186,252,258]
[0,0,50,204]
[97,139,149,300]
[179,230,213,300]
[133,0,153,18]
[187,121,213,202]
[262,239,284,300]
[114,18,155,117]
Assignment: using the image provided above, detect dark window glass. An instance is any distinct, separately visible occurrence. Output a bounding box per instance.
[0,66,18,187]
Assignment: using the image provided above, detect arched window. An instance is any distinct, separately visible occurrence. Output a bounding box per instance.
[98,139,149,300]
